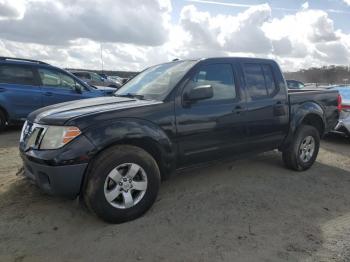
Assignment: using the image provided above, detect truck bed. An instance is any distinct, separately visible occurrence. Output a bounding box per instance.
[288,88,339,134]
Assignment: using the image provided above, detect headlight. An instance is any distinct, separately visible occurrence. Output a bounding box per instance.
[40,126,81,150]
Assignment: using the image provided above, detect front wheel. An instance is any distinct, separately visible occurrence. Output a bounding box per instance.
[282,125,320,171]
[83,145,160,223]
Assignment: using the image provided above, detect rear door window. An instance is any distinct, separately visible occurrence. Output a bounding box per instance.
[60,73,77,89]
[262,64,277,96]
[243,63,278,100]
[38,68,76,90]
[243,64,267,99]
[0,65,36,85]
[38,69,61,87]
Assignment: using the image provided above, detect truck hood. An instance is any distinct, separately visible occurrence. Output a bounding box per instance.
[27,96,162,126]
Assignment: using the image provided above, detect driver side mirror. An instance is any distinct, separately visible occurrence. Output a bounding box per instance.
[184,84,213,102]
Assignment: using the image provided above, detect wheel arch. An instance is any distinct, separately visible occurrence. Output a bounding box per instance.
[300,113,324,137]
[79,119,177,194]
[97,137,173,177]
[80,137,173,196]
[280,102,325,150]
[291,101,325,136]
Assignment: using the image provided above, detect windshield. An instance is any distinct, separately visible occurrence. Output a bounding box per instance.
[115,60,197,100]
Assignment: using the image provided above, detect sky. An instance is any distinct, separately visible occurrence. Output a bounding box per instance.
[0,0,350,72]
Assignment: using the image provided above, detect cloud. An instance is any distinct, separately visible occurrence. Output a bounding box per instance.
[0,0,25,19]
[315,41,350,64]
[179,4,273,55]
[344,0,350,6]
[302,2,309,10]
[186,0,298,12]
[186,0,350,14]
[0,0,171,46]
[263,10,338,43]
[177,4,350,70]
[261,8,350,69]
[0,1,349,72]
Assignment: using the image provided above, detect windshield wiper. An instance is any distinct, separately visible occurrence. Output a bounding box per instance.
[115,93,145,100]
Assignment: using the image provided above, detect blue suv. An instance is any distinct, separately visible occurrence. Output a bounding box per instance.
[0,57,114,130]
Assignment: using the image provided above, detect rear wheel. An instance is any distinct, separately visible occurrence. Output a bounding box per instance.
[83,145,160,223]
[282,125,320,171]
[0,110,6,131]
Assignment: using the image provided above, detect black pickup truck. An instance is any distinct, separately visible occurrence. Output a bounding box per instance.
[19,57,339,223]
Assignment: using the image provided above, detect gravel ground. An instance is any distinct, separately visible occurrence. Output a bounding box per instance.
[0,128,350,262]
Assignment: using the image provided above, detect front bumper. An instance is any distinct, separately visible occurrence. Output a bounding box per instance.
[21,153,87,198]
[19,131,96,199]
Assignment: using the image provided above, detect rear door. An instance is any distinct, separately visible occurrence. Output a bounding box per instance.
[0,64,42,121]
[38,68,86,106]
[240,61,289,149]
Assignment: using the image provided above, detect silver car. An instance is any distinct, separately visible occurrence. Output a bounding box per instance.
[71,71,121,89]
[332,86,350,136]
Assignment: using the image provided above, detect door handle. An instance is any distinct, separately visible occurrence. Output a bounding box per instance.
[44,92,53,96]
[233,105,244,114]
[273,102,286,116]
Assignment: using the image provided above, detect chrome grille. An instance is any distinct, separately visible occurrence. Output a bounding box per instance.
[21,122,47,150]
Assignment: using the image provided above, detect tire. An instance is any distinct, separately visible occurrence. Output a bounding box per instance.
[83,145,161,223]
[0,110,6,132]
[282,125,320,171]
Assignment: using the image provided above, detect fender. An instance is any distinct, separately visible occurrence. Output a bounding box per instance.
[281,101,325,150]
[83,117,177,174]
[290,101,325,133]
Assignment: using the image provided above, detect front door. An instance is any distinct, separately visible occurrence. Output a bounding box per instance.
[175,62,246,165]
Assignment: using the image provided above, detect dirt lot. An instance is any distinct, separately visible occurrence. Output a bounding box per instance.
[0,128,350,262]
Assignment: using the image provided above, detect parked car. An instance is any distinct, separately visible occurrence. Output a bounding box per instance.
[329,86,350,136]
[286,80,305,89]
[19,57,339,223]
[71,70,121,89]
[0,57,115,130]
[98,73,109,80]
[108,75,124,86]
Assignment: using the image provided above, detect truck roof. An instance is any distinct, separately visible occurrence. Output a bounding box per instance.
[192,57,277,63]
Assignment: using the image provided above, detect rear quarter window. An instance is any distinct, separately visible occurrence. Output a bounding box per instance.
[0,65,36,85]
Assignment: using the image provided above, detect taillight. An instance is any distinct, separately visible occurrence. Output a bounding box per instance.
[337,94,342,112]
